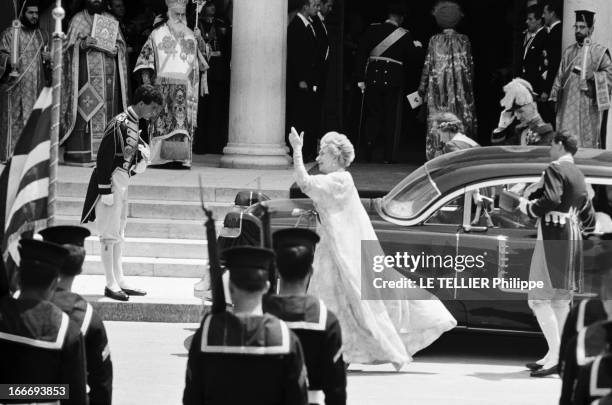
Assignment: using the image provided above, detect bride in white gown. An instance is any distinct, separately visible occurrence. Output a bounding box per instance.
[289,128,456,369]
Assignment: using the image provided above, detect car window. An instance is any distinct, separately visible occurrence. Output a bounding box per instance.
[481,182,538,229]
[383,166,442,220]
[425,195,465,225]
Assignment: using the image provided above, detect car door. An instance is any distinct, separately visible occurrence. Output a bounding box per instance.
[454,178,541,332]
[372,193,467,326]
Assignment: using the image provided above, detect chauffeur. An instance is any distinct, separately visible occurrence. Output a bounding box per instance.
[183,246,309,405]
[81,84,163,301]
[40,225,113,405]
[0,239,88,405]
[519,132,596,377]
[264,228,346,405]
[355,2,419,163]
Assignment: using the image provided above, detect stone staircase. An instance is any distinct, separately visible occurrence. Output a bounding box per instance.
[52,162,295,322]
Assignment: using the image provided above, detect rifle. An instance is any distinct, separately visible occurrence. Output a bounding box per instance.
[260,203,278,295]
[199,175,225,313]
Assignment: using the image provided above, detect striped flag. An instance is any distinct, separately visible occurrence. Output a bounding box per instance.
[0,87,53,292]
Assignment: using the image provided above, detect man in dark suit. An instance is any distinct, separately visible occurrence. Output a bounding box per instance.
[312,0,333,135]
[519,5,548,103]
[541,0,562,126]
[286,0,321,161]
[355,2,418,163]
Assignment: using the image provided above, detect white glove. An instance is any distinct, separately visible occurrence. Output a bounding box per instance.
[357,82,366,93]
[133,159,147,174]
[497,110,515,130]
[413,40,423,48]
[101,194,114,206]
[518,197,529,215]
[138,143,151,162]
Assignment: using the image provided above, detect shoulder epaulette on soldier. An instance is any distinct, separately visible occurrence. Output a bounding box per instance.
[588,354,612,398]
[201,313,291,355]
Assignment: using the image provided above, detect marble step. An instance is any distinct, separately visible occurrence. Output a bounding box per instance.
[56,215,217,240]
[73,275,206,323]
[83,236,208,260]
[58,181,289,203]
[57,196,233,221]
[82,256,208,278]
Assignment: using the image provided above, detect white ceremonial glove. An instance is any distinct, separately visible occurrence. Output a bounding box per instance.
[101,194,114,206]
[133,159,147,174]
[413,40,423,48]
[518,197,529,215]
[497,110,515,130]
[357,82,366,93]
[138,143,151,162]
[289,127,304,151]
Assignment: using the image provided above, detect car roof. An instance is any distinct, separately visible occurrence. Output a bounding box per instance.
[423,146,612,195]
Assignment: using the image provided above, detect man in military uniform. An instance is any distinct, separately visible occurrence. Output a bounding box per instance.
[355,2,419,163]
[81,84,163,301]
[519,132,596,377]
[183,246,308,405]
[492,78,554,146]
[39,225,113,405]
[0,239,88,405]
[264,228,346,405]
[558,244,612,404]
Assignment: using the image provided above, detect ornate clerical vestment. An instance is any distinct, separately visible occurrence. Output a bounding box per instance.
[135,23,204,167]
[551,41,612,149]
[61,10,129,165]
[0,25,48,162]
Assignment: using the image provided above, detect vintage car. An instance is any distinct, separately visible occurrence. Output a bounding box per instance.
[242,146,612,334]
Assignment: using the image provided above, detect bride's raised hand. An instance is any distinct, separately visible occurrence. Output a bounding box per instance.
[289,127,304,151]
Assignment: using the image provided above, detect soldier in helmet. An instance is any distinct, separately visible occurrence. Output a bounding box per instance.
[39,225,113,405]
[183,246,308,405]
[0,239,87,405]
[264,228,346,405]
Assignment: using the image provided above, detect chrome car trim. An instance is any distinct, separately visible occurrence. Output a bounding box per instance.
[377,175,612,227]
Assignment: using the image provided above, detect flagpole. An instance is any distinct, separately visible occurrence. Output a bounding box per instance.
[48,0,65,226]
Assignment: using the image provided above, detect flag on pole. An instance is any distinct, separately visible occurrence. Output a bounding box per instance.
[0,87,53,293]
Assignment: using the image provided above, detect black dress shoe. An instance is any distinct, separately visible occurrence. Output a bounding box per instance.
[121,287,147,296]
[104,287,129,301]
[530,365,558,377]
[525,362,543,371]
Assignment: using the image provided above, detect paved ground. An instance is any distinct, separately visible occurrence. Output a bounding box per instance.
[107,322,560,405]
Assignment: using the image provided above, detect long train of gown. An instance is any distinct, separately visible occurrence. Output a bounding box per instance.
[300,170,457,367]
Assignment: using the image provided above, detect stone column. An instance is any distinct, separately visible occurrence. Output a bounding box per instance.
[220,0,292,168]
[562,0,612,150]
